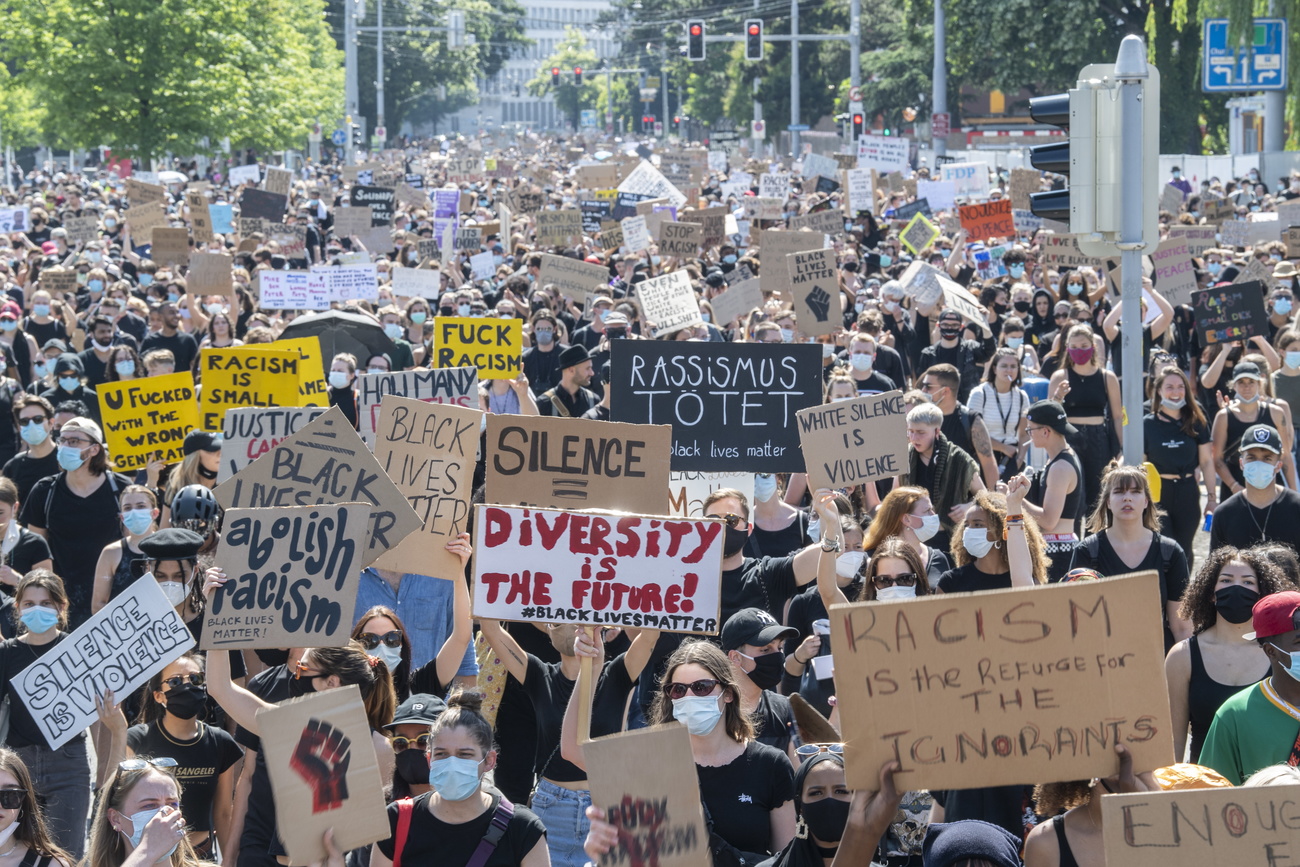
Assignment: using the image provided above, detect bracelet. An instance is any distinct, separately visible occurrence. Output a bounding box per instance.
[1003,523,1026,540]
[792,652,807,665]
[1005,514,1024,523]
[820,537,843,553]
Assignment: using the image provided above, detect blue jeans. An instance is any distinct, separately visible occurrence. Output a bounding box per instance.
[17,736,90,860]
[531,778,591,867]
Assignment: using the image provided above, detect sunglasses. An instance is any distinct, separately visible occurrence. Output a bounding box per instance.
[0,789,24,810]
[873,572,918,588]
[119,757,178,772]
[795,743,845,757]
[389,733,431,753]
[1054,312,1070,320]
[358,630,403,651]
[707,513,746,530]
[663,678,721,700]
[162,673,205,690]
[294,661,330,681]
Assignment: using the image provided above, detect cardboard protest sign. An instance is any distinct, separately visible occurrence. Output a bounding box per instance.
[760,229,825,296]
[942,277,993,337]
[263,167,292,197]
[1101,784,1300,867]
[356,367,478,443]
[239,188,287,222]
[485,415,672,514]
[311,265,379,303]
[668,472,755,517]
[830,571,1175,791]
[1235,254,1281,293]
[62,215,100,245]
[473,504,723,633]
[535,210,584,246]
[585,725,712,867]
[13,577,193,749]
[898,260,945,307]
[265,223,308,260]
[389,267,441,299]
[797,391,907,490]
[1150,236,1198,306]
[332,206,372,239]
[1167,225,1217,256]
[217,406,421,565]
[742,197,785,222]
[537,254,609,299]
[254,338,328,408]
[126,178,167,204]
[959,199,1014,243]
[40,268,78,297]
[657,221,703,257]
[124,203,167,234]
[846,168,875,214]
[636,270,703,336]
[372,398,479,576]
[1040,233,1104,268]
[785,248,843,336]
[1200,196,1234,224]
[680,210,726,248]
[1287,226,1300,258]
[205,502,371,649]
[150,227,191,268]
[1160,182,1185,214]
[432,317,522,379]
[598,220,624,251]
[1191,283,1269,346]
[618,161,688,208]
[709,277,763,327]
[788,209,844,236]
[1008,168,1039,211]
[609,341,823,472]
[1218,219,1252,250]
[899,213,939,255]
[99,373,201,472]
[218,406,329,483]
[199,347,303,431]
[188,251,232,294]
[256,686,390,866]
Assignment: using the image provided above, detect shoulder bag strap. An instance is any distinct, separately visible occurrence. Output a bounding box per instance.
[391,797,415,867]
[1288,726,1300,768]
[465,796,516,867]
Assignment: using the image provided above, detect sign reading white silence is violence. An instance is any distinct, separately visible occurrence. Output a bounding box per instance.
[472,504,724,634]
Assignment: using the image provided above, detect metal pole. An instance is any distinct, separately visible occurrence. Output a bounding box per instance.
[661,42,669,139]
[932,0,946,156]
[345,0,358,163]
[752,0,762,156]
[790,0,800,155]
[605,66,614,134]
[376,0,385,136]
[1116,34,1149,465]
[849,0,860,93]
[1264,0,1285,152]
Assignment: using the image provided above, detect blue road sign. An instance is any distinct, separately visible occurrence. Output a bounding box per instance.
[331,129,347,146]
[786,124,810,131]
[1203,17,1287,92]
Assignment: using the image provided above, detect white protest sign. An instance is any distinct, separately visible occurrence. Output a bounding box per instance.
[356,367,479,443]
[939,162,992,200]
[219,406,330,483]
[389,267,442,299]
[898,260,945,307]
[617,161,687,208]
[847,169,875,214]
[472,504,725,634]
[668,472,755,517]
[801,153,838,180]
[470,251,496,281]
[621,215,651,253]
[915,179,957,213]
[856,137,910,173]
[942,274,993,336]
[14,577,195,749]
[760,173,791,199]
[228,164,261,186]
[636,270,703,336]
[0,208,30,233]
[311,265,379,302]
[258,271,330,310]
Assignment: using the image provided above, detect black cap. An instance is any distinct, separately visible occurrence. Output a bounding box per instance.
[1026,399,1078,436]
[1231,361,1263,384]
[138,528,205,562]
[41,338,69,354]
[721,607,797,651]
[1241,423,1282,455]
[705,271,726,288]
[557,344,591,370]
[183,429,223,456]
[387,693,448,728]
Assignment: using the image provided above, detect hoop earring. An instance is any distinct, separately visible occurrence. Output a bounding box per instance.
[795,816,809,840]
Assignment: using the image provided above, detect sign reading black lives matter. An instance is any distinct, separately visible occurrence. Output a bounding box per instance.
[14,577,194,749]
[609,341,823,472]
[785,248,842,336]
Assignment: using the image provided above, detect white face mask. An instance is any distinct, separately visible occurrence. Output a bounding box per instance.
[910,513,941,542]
[875,584,917,601]
[835,550,866,579]
[962,528,996,559]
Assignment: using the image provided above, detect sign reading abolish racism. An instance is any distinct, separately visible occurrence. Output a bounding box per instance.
[472,504,724,634]
[829,572,1175,791]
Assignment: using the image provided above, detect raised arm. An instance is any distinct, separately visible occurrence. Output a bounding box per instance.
[812,488,851,611]
[204,568,279,734]
[431,534,474,688]
[1004,475,1038,586]
[477,618,530,684]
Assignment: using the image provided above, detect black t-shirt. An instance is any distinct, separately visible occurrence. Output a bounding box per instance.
[938,562,1011,594]
[0,634,81,748]
[753,690,795,754]
[522,652,635,783]
[2,451,58,502]
[141,331,199,373]
[236,665,294,867]
[723,555,799,624]
[377,791,546,866]
[22,318,67,350]
[750,514,808,559]
[127,721,242,833]
[1144,412,1209,477]
[521,344,566,394]
[932,785,1033,842]
[2,528,50,576]
[20,471,130,626]
[1210,489,1300,552]
[1071,532,1188,611]
[850,370,897,396]
[697,741,795,856]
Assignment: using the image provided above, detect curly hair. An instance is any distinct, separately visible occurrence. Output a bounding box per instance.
[650,640,754,743]
[951,490,1051,583]
[1034,780,1093,817]
[1177,546,1297,634]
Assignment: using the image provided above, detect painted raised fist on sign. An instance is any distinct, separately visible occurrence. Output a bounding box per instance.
[290,718,352,813]
[805,285,833,322]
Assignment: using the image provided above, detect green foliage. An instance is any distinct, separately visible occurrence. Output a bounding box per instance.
[0,66,45,149]
[527,29,601,130]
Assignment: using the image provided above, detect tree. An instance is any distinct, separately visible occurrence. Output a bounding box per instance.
[0,66,45,150]
[0,0,343,161]
[528,29,600,130]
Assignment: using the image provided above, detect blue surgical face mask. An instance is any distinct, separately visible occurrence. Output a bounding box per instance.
[103,218,118,230]
[410,311,428,325]
[1275,298,1293,315]
[20,421,47,446]
[32,304,49,318]
[33,360,48,378]
[1269,643,1300,682]
[56,444,86,472]
[88,280,104,294]
[1008,264,1025,278]
[457,303,471,317]
[1208,262,1222,276]
[384,322,403,341]
[879,254,892,268]
[722,254,737,264]
[0,321,15,333]
[115,360,136,378]
[671,694,724,735]
[121,508,154,536]
[780,328,794,343]
[19,605,60,634]
[1066,282,1084,295]
[328,371,352,389]
[167,292,179,303]
[1006,336,1024,349]
[962,528,995,559]
[116,808,179,858]
[428,756,484,801]
[58,376,80,393]
[138,274,154,288]
[535,329,554,345]
[753,473,778,502]
[1286,351,1300,369]
[1243,460,1277,489]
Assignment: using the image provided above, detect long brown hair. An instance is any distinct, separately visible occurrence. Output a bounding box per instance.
[858,537,932,601]
[86,762,204,867]
[136,651,205,725]
[351,606,412,694]
[0,749,72,864]
[1061,324,1097,372]
[1150,366,1207,437]
[650,640,754,743]
[13,570,69,633]
[1086,462,1163,534]
[862,487,931,551]
[304,641,397,732]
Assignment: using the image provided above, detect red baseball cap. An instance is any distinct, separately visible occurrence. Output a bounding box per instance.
[1244,591,1300,641]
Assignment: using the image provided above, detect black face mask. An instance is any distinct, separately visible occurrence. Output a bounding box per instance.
[1214,584,1260,624]
[742,651,785,690]
[993,302,1009,315]
[394,749,430,785]
[939,327,961,340]
[197,465,218,480]
[440,306,454,317]
[256,647,290,667]
[723,526,749,558]
[287,674,315,698]
[1013,300,1032,314]
[801,796,851,843]
[163,685,207,721]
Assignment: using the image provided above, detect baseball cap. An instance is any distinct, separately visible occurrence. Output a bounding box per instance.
[1240,423,1282,456]
[1231,361,1264,383]
[183,429,223,456]
[1244,590,1300,641]
[0,302,21,321]
[61,416,103,445]
[721,608,797,651]
[387,693,448,728]
[1026,399,1078,437]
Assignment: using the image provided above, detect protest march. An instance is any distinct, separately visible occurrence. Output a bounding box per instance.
[3,125,1300,867]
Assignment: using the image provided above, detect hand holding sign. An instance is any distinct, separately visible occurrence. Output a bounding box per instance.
[291,718,352,813]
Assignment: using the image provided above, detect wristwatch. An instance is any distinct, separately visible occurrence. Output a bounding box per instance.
[820,537,842,553]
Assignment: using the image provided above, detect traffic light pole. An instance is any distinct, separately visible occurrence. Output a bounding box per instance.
[1117,35,1149,467]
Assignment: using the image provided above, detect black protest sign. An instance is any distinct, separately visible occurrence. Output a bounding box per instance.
[785,248,843,336]
[349,186,396,226]
[216,406,422,565]
[895,198,932,221]
[580,199,612,234]
[612,191,655,221]
[1191,283,1269,346]
[609,341,824,472]
[205,503,371,649]
[239,188,288,222]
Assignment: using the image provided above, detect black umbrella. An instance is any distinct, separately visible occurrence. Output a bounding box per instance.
[278,310,398,364]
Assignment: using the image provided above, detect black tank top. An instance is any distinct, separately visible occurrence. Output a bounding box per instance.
[1028,448,1084,536]
[1187,634,1270,761]
[1222,400,1279,489]
[1063,367,1108,418]
[1052,816,1081,867]
[111,541,148,600]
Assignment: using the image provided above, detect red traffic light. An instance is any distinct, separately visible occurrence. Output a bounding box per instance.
[748,23,760,35]
[573,67,582,74]
[852,113,863,124]
[689,24,702,36]
[551,67,560,75]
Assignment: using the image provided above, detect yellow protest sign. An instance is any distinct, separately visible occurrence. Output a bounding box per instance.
[199,347,302,431]
[246,337,329,406]
[98,373,201,472]
[433,317,523,379]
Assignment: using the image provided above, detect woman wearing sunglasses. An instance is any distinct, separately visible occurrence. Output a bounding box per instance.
[760,744,856,867]
[126,652,241,860]
[86,756,200,867]
[352,607,414,701]
[649,640,796,865]
[0,748,72,867]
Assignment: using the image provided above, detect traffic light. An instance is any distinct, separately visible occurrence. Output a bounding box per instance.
[551,67,560,86]
[851,113,864,138]
[573,67,582,85]
[1026,93,1072,222]
[745,19,763,61]
[350,123,362,146]
[687,20,705,61]
[642,114,655,131]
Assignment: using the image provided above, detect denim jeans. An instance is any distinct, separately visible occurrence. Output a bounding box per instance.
[17,735,90,860]
[531,778,591,867]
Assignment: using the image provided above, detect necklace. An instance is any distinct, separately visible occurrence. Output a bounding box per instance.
[0,840,20,858]
[1248,491,1279,539]
[1261,679,1300,722]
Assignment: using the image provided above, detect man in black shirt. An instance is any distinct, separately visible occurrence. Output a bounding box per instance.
[844,332,896,396]
[2,395,58,501]
[140,300,199,374]
[722,608,798,756]
[521,311,566,394]
[537,344,598,418]
[919,309,995,403]
[1211,424,1300,551]
[921,363,1000,489]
